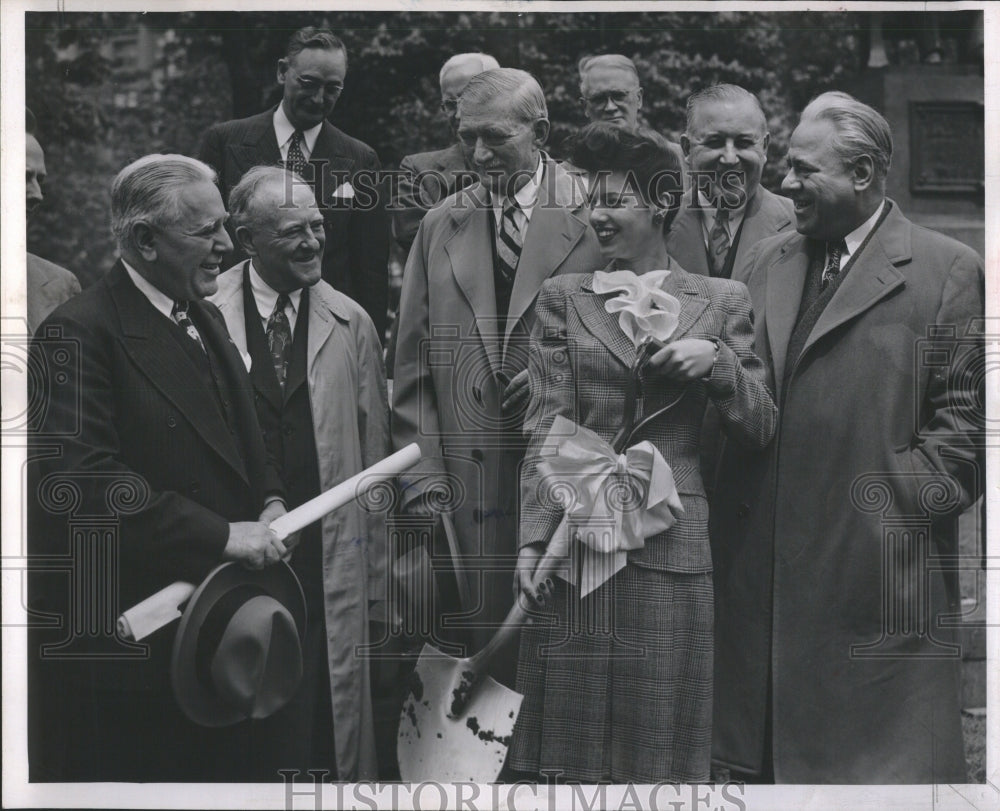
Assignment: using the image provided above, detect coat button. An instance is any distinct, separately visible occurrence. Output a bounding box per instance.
[189,482,200,495]
[737,502,750,519]
[283,424,293,436]
[167,416,177,428]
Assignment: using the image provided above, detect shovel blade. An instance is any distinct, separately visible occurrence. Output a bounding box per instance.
[397,643,523,783]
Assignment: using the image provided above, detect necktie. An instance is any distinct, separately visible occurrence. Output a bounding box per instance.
[708,207,731,277]
[495,199,523,285]
[821,240,847,289]
[266,293,293,391]
[172,301,205,353]
[286,131,308,177]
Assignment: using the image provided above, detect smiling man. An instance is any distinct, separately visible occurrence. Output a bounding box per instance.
[667,84,793,282]
[199,27,389,339]
[210,166,389,781]
[27,154,288,782]
[391,68,601,686]
[711,91,984,783]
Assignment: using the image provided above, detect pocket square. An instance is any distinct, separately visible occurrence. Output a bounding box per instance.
[331,181,355,200]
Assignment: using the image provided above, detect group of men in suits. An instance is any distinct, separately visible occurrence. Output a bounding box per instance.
[23,21,983,785]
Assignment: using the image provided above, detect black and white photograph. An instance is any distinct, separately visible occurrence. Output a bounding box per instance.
[1,1,994,808]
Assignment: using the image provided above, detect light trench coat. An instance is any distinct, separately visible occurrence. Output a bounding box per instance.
[212,268,390,780]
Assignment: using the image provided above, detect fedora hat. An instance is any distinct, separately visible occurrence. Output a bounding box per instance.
[171,561,306,727]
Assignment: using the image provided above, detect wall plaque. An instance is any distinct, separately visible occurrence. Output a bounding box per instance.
[909,101,984,194]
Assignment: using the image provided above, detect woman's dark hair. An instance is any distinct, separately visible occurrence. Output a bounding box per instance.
[569,122,684,232]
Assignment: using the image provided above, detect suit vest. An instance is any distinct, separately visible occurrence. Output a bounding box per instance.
[241,274,325,613]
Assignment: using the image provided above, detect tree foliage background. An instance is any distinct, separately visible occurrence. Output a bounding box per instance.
[23,9,977,286]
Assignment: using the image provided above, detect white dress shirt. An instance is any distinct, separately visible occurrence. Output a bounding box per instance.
[836,199,886,270]
[491,155,544,239]
[123,260,176,319]
[248,261,303,334]
[273,104,322,163]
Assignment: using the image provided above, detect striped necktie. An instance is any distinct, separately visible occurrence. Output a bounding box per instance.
[708,207,731,277]
[495,199,523,284]
[171,301,205,353]
[286,131,308,177]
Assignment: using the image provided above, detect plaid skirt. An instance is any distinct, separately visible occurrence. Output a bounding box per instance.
[508,564,713,783]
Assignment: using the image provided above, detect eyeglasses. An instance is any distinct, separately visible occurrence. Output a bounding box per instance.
[580,90,634,108]
[295,76,344,97]
[441,98,460,114]
[690,134,766,152]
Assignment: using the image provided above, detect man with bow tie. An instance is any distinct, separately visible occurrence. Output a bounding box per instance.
[199,26,389,340]
[391,68,602,686]
[27,154,288,781]
[210,166,389,781]
[711,92,984,783]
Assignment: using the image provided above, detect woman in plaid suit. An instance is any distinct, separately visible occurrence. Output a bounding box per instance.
[508,124,777,782]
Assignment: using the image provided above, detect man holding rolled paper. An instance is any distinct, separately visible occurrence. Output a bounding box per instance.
[210,166,390,781]
[27,154,290,782]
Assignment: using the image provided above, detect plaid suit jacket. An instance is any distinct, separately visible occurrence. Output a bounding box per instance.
[520,262,776,572]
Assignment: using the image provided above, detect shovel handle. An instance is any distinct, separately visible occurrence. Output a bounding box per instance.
[466,545,564,674]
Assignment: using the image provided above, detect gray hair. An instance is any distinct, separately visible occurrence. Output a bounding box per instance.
[459,68,547,125]
[685,84,767,133]
[578,54,640,92]
[228,165,311,233]
[801,91,893,181]
[439,52,500,86]
[111,154,217,251]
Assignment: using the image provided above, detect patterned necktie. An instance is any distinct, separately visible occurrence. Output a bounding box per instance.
[821,240,847,289]
[266,293,292,391]
[171,301,205,353]
[495,199,523,285]
[286,131,308,177]
[708,207,731,277]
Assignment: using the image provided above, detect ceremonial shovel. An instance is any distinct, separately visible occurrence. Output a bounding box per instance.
[397,546,562,783]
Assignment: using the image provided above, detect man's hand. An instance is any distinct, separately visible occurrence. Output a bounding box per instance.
[223,521,287,569]
[258,499,300,560]
[501,369,531,414]
[401,491,436,519]
[513,542,552,607]
[648,338,718,382]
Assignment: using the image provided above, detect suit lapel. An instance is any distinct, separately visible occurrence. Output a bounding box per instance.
[765,235,810,405]
[573,287,636,369]
[311,122,358,207]
[306,283,341,379]
[666,205,710,276]
[110,264,249,483]
[230,111,282,173]
[505,159,590,344]
[800,205,908,359]
[734,188,792,270]
[444,184,502,374]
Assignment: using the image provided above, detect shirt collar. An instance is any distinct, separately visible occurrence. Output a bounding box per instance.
[842,199,886,258]
[273,104,323,155]
[696,189,746,237]
[122,259,175,320]
[493,155,544,218]
[248,260,303,319]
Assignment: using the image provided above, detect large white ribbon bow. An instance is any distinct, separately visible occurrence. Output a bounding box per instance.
[536,415,684,596]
